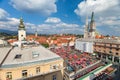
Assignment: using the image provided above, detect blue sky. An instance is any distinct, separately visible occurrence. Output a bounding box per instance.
[0,0,120,36]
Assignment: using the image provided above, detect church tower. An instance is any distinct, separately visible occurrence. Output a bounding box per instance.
[18,18,26,41]
[89,12,96,38]
[35,30,38,37]
[84,16,89,38]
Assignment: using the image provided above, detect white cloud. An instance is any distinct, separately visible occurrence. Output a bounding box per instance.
[0,8,19,30]
[0,9,82,34]
[75,0,120,36]
[10,0,57,16]
[0,18,19,31]
[37,17,83,34]
[45,17,61,23]
[0,8,9,20]
[75,0,119,17]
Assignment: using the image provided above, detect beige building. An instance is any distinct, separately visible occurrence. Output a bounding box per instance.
[0,45,64,80]
[94,39,120,64]
[75,38,120,64]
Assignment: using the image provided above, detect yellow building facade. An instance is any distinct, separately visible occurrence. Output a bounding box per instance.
[0,46,64,80]
[94,41,120,63]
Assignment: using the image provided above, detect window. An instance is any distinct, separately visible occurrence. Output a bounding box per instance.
[36,67,40,74]
[15,54,22,59]
[104,44,106,46]
[22,70,27,78]
[6,72,12,80]
[104,50,106,53]
[114,57,119,63]
[109,51,112,53]
[32,51,39,58]
[53,65,57,69]
[110,47,112,50]
[52,75,57,80]
[116,53,118,55]
[116,48,119,51]
[116,45,119,47]
[110,44,112,46]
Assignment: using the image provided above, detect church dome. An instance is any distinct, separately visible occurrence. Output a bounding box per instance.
[18,17,25,30]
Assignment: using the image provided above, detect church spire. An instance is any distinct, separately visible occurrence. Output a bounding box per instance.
[89,12,96,38]
[18,17,25,30]
[91,12,94,22]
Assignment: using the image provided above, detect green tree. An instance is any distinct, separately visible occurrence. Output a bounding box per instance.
[41,43,49,48]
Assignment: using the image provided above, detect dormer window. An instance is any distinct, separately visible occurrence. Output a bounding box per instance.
[15,54,22,59]
[32,51,39,58]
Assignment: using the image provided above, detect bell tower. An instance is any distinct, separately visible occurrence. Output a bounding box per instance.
[84,16,89,38]
[89,12,96,38]
[18,17,26,41]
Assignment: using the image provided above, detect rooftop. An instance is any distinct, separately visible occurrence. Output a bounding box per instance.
[0,45,61,68]
[76,38,120,44]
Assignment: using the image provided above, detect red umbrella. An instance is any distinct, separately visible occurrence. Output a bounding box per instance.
[73,54,78,59]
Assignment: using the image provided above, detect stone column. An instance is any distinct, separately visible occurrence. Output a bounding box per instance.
[119,57,120,63]
[101,54,103,59]
[112,56,114,62]
[106,54,108,61]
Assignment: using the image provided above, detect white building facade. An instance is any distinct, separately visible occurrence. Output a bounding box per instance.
[75,39,93,53]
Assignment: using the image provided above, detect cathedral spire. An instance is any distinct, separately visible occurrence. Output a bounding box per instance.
[84,14,89,38]
[89,12,96,38]
[91,12,94,22]
[85,15,88,26]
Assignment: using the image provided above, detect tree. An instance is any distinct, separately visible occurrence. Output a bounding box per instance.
[41,43,49,48]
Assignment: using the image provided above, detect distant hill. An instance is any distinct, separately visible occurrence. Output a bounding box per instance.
[0,29,17,36]
[0,29,33,36]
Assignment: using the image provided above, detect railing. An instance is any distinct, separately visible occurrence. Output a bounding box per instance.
[64,60,101,79]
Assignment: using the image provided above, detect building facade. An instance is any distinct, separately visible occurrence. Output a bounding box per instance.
[75,38,120,64]
[0,46,64,80]
[75,39,93,53]
[94,39,120,64]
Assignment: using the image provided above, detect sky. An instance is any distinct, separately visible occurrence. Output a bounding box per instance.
[0,0,120,36]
